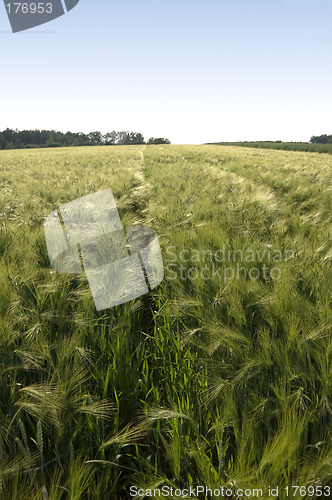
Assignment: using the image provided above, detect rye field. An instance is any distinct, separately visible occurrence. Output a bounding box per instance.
[0,145,331,499]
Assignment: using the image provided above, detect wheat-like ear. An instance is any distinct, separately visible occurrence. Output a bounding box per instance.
[36,420,43,463]
[100,423,148,450]
[15,383,64,428]
[18,419,28,449]
[75,398,115,420]
[140,406,193,424]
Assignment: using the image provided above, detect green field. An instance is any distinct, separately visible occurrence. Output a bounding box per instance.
[210,142,332,155]
[0,145,331,499]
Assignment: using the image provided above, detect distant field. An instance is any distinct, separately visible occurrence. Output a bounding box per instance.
[211,141,332,154]
[0,145,331,499]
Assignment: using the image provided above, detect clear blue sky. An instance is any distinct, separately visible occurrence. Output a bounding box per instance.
[1,0,331,144]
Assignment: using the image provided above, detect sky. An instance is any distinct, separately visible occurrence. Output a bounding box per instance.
[1,0,332,144]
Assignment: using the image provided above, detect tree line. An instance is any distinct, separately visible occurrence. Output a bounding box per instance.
[0,129,171,150]
[310,134,332,144]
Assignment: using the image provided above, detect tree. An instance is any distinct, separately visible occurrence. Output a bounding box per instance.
[0,133,5,149]
[147,137,171,145]
[2,128,17,144]
[117,131,129,145]
[310,134,332,144]
[88,131,103,144]
[104,131,118,145]
[128,132,145,144]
